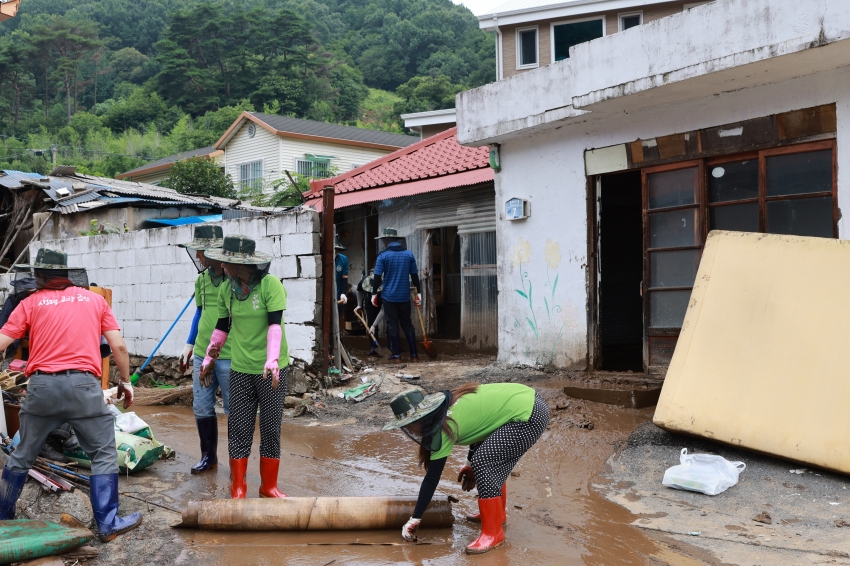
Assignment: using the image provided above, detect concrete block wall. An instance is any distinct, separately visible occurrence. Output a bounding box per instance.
[14,209,322,366]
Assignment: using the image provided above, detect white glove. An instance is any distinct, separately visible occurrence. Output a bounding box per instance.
[179,344,193,371]
[401,517,420,542]
[369,326,377,336]
[338,294,348,305]
[414,293,422,307]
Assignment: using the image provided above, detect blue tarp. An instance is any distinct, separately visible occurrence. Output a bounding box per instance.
[145,214,223,226]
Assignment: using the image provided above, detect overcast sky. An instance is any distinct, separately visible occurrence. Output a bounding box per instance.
[454,0,500,16]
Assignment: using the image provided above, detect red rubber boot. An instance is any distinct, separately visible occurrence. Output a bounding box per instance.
[230,458,248,499]
[466,496,506,554]
[258,457,288,498]
[465,484,507,524]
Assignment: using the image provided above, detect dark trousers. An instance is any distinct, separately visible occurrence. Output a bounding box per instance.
[383,301,415,358]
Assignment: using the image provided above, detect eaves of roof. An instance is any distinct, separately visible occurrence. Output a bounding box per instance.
[214,112,419,152]
[305,127,491,200]
[116,147,222,179]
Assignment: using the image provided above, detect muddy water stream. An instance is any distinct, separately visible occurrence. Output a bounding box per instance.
[129,383,704,565]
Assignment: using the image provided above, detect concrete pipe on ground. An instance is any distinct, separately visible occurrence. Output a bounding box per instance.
[175,496,454,531]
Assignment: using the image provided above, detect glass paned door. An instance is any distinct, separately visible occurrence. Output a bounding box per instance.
[644,164,701,332]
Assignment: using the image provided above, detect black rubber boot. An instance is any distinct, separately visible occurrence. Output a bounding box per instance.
[405,330,419,361]
[191,416,218,474]
[387,334,402,362]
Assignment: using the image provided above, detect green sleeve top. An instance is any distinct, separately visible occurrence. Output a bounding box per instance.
[217,275,289,374]
[430,383,536,461]
[194,271,231,359]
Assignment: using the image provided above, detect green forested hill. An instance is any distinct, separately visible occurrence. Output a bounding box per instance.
[0,0,493,176]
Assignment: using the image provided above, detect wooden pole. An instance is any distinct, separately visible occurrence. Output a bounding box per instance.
[320,186,335,389]
[176,496,454,531]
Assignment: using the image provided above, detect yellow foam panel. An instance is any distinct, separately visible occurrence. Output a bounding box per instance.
[654,231,850,474]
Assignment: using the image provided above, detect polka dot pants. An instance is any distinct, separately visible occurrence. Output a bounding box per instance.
[470,393,550,499]
[227,367,288,460]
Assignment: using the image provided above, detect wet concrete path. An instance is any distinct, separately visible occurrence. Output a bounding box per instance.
[123,380,711,565]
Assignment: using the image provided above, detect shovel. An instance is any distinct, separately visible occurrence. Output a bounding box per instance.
[353,308,390,356]
[411,290,437,359]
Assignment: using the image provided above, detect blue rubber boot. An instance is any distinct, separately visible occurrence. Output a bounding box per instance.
[0,467,27,520]
[190,416,218,474]
[89,473,143,542]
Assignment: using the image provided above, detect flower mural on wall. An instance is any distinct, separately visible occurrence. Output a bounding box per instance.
[511,237,574,366]
[511,238,532,266]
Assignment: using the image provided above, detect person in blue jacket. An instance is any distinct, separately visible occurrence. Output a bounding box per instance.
[372,228,420,362]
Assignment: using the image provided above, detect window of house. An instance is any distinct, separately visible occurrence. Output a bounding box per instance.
[643,141,836,331]
[619,12,642,31]
[350,163,363,170]
[238,160,263,194]
[551,18,604,61]
[295,157,331,178]
[516,27,538,69]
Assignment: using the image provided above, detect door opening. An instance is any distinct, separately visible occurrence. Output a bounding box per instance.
[598,171,643,371]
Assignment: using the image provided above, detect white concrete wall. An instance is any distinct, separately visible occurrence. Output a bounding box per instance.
[457,0,850,145]
[4,210,323,365]
[488,64,850,369]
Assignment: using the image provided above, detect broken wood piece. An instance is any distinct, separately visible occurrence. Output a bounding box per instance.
[174,496,454,531]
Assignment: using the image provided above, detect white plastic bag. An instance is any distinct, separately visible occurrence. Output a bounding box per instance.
[662,448,746,495]
[113,411,150,435]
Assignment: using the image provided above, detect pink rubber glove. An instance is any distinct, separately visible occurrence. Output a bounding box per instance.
[201,329,228,374]
[264,324,282,388]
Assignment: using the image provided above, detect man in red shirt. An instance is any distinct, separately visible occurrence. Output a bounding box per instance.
[0,249,142,542]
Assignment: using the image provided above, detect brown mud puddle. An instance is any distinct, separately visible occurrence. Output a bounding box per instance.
[130,382,710,565]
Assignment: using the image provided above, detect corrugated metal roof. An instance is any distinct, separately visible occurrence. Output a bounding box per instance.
[479,0,605,19]
[250,113,419,148]
[119,146,217,176]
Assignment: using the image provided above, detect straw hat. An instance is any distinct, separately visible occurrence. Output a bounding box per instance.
[204,235,272,265]
[375,227,399,240]
[381,390,446,432]
[179,224,224,251]
[15,248,81,270]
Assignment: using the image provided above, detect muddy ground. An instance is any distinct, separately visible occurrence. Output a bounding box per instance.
[15,356,829,565]
[597,421,850,565]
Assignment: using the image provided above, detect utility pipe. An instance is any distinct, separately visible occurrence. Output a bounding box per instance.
[176,496,454,531]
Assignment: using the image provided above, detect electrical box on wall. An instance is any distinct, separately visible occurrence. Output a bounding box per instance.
[505,198,530,221]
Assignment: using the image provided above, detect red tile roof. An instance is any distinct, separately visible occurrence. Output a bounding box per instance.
[306,127,491,204]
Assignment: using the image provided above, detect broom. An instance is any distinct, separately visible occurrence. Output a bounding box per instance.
[130,295,195,385]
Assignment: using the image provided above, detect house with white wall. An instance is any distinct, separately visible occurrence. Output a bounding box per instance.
[480,0,714,80]
[457,0,850,374]
[215,112,418,194]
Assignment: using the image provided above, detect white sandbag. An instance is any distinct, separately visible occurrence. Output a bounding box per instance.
[113,411,150,435]
[662,449,746,495]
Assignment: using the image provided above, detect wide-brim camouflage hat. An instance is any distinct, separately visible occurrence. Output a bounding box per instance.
[179,223,224,251]
[361,274,382,294]
[375,227,398,240]
[15,248,82,270]
[382,390,446,432]
[204,234,272,265]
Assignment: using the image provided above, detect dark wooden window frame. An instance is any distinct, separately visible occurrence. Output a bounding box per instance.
[641,139,837,368]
